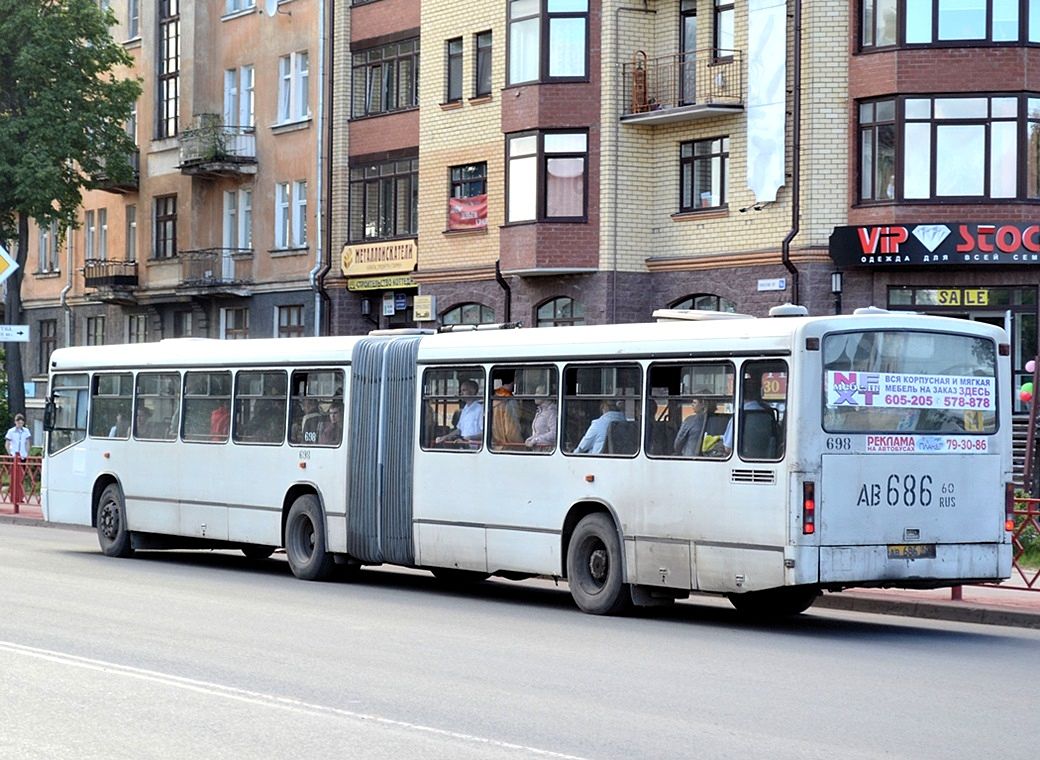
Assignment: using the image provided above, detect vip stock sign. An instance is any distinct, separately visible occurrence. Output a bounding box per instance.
[829,222,1040,267]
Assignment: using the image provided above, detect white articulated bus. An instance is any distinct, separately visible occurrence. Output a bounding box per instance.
[43,307,1014,616]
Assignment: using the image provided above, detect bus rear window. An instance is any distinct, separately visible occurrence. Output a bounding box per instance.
[822,330,998,434]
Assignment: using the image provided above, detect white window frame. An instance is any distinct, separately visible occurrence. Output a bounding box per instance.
[225,0,256,14]
[223,65,255,127]
[85,210,96,259]
[126,205,137,262]
[275,182,290,249]
[278,51,310,123]
[38,220,59,273]
[291,180,307,247]
[220,307,249,339]
[240,189,253,249]
[127,0,140,38]
[223,191,238,249]
[98,208,108,260]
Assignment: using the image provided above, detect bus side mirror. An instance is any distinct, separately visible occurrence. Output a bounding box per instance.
[43,398,56,431]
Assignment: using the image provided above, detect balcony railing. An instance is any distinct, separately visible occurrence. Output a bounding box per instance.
[621,49,744,124]
[92,150,140,193]
[178,121,257,177]
[84,259,138,289]
[179,248,254,290]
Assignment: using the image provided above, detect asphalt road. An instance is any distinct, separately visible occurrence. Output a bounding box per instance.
[2,522,1038,760]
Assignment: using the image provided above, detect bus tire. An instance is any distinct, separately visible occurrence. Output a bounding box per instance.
[727,586,820,618]
[567,513,631,615]
[242,545,276,560]
[285,494,335,581]
[96,483,133,558]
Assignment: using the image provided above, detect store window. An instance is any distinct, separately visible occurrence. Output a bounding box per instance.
[536,296,585,326]
[441,302,495,325]
[671,294,737,312]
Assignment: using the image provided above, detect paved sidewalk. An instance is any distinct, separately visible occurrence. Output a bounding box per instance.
[4,501,1039,628]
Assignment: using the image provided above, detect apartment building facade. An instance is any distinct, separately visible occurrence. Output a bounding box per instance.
[19,0,325,404]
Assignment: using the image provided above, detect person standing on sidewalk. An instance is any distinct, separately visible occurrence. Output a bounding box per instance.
[5,413,32,506]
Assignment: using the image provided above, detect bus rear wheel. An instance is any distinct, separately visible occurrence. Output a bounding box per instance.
[285,495,334,581]
[567,513,630,615]
[96,483,133,558]
[727,586,820,618]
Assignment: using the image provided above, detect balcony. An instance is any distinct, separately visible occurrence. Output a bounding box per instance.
[92,150,140,194]
[178,119,257,178]
[84,259,138,304]
[620,50,744,125]
[178,248,254,296]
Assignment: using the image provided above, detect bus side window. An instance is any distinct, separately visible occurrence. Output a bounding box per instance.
[135,372,180,441]
[234,371,288,445]
[89,372,133,439]
[562,364,642,457]
[487,365,559,454]
[645,362,734,459]
[422,367,485,451]
[735,361,787,461]
[289,369,344,447]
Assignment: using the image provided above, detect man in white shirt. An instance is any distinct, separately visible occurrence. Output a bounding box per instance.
[436,380,485,444]
[5,414,31,459]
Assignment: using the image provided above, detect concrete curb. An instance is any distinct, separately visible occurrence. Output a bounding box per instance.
[815,592,1040,629]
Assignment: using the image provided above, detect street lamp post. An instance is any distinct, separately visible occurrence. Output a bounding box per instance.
[831,271,843,315]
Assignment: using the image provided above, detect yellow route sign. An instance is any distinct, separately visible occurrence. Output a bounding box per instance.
[0,244,19,285]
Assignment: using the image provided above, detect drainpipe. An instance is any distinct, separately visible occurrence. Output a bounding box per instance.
[613,2,655,324]
[495,260,512,322]
[780,0,802,305]
[311,0,334,336]
[60,224,74,346]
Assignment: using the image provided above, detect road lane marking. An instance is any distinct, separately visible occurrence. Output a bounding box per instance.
[0,640,590,760]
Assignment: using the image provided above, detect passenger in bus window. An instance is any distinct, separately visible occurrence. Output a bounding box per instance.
[492,372,523,446]
[673,391,710,457]
[108,413,129,438]
[318,404,343,445]
[435,380,484,445]
[574,400,627,454]
[210,401,230,441]
[525,388,557,449]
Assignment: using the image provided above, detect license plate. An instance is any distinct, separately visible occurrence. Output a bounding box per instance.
[888,544,936,559]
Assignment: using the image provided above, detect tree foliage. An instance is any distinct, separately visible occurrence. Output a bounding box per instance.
[0,0,142,237]
[0,0,141,416]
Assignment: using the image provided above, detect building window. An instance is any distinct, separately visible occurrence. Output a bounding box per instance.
[348,156,418,242]
[224,65,255,127]
[671,294,737,313]
[223,189,253,249]
[277,305,305,337]
[274,181,307,248]
[714,0,735,54]
[508,0,588,85]
[448,162,488,230]
[441,302,495,325]
[154,195,177,258]
[85,210,96,259]
[277,51,309,123]
[680,137,729,211]
[127,314,148,343]
[225,0,255,13]
[507,131,587,223]
[39,319,57,373]
[351,39,419,118]
[86,316,106,346]
[861,0,1034,48]
[98,208,108,260]
[126,205,137,262]
[475,31,492,96]
[173,310,192,337]
[859,95,1028,203]
[37,221,59,273]
[222,307,249,339]
[536,296,585,327]
[446,38,463,103]
[157,0,179,138]
[127,0,139,38]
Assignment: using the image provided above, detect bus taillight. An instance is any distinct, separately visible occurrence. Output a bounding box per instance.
[802,481,816,535]
[1006,483,1015,532]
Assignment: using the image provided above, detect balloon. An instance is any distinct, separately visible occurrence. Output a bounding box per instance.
[1021,390,1033,403]
[1022,382,1034,395]
[1027,359,1036,373]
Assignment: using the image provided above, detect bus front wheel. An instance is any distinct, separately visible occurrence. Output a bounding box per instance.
[285,494,335,581]
[567,513,630,615]
[96,483,133,558]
